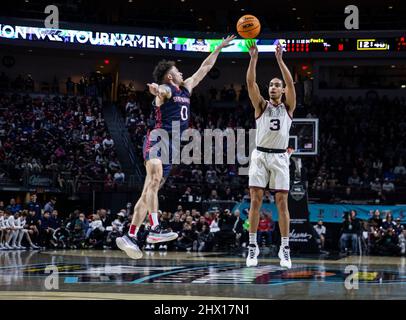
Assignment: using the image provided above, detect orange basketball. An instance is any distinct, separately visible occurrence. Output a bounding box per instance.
[236,14,261,39]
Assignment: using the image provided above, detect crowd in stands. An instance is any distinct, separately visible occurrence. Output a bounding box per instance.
[0,72,112,99]
[0,92,123,191]
[118,82,406,203]
[1,196,404,256]
[0,196,251,252]
[313,209,406,256]
[306,95,406,202]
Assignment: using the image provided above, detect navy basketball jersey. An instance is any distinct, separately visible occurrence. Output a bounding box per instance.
[154,84,190,133]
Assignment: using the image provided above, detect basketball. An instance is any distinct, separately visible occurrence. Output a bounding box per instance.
[236,14,261,39]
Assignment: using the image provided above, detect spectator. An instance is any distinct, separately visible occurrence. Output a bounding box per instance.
[27,194,42,220]
[49,210,61,230]
[87,213,106,249]
[375,226,401,256]
[370,178,382,192]
[176,222,197,251]
[314,220,327,251]
[99,208,112,228]
[215,209,236,249]
[339,210,361,254]
[102,135,115,150]
[72,213,87,248]
[382,212,396,231]
[394,218,404,236]
[209,211,221,234]
[257,212,274,246]
[232,209,244,247]
[6,198,21,214]
[382,178,395,192]
[197,224,214,251]
[169,213,183,235]
[113,170,125,184]
[43,197,57,214]
[347,169,361,186]
[40,211,56,248]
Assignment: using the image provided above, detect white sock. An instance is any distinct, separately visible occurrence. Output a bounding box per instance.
[150,212,159,230]
[249,233,257,246]
[281,237,289,248]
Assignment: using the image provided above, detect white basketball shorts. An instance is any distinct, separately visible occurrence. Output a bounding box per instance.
[248,149,290,191]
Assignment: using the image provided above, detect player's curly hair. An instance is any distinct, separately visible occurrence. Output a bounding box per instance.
[153,60,176,84]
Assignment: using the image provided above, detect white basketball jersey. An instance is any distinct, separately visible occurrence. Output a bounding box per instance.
[255,101,292,149]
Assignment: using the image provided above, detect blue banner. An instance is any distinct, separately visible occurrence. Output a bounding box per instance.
[309,204,406,223]
[232,202,406,223]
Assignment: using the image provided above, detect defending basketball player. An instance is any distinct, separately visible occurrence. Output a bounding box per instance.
[116,35,236,259]
[245,41,296,268]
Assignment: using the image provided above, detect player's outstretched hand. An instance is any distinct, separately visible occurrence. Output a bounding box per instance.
[147,83,159,96]
[275,42,283,61]
[246,39,258,59]
[219,35,236,49]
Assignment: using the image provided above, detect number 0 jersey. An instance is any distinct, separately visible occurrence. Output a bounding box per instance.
[255,101,292,150]
[153,84,190,133]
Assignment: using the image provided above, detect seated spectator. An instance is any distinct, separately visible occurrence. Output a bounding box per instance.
[197,224,214,252]
[209,211,221,234]
[258,213,275,246]
[113,170,125,184]
[43,197,57,214]
[180,187,196,202]
[87,213,106,249]
[347,169,361,186]
[72,213,87,248]
[369,209,382,229]
[40,211,56,248]
[382,212,396,231]
[382,178,395,192]
[313,220,327,251]
[49,210,61,230]
[102,135,115,150]
[214,209,236,250]
[208,190,219,201]
[169,213,183,235]
[175,223,197,251]
[393,160,406,176]
[6,198,22,215]
[232,209,244,247]
[394,218,404,236]
[374,226,401,256]
[339,210,361,254]
[53,224,70,249]
[370,178,382,192]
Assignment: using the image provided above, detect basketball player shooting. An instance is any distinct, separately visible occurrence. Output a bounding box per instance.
[116,35,236,260]
[245,40,296,268]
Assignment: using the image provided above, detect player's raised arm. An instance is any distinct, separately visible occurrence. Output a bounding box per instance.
[275,43,296,116]
[183,35,236,93]
[147,82,171,107]
[246,40,266,118]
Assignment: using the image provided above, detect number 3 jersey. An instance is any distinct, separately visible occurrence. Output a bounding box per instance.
[255,101,292,149]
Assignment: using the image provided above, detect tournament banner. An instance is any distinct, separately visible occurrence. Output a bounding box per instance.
[309,204,406,223]
[233,203,406,223]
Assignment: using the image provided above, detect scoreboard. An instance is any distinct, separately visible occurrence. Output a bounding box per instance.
[279,37,406,53]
